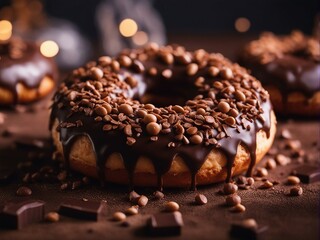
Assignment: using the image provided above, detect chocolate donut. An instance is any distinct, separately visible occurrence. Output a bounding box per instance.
[0,38,57,105]
[240,31,320,116]
[50,44,276,189]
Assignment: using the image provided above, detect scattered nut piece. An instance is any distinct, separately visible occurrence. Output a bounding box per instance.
[290,186,303,196]
[255,167,268,177]
[265,158,277,170]
[164,201,180,212]
[195,193,207,205]
[246,177,255,186]
[259,180,273,189]
[276,154,291,166]
[230,204,246,213]
[242,218,258,229]
[225,194,241,206]
[280,129,292,139]
[287,176,300,185]
[125,206,139,215]
[223,183,238,195]
[137,195,148,207]
[45,212,60,222]
[153,191,165,200]
[129,191,140,203]
[113,212,126,221]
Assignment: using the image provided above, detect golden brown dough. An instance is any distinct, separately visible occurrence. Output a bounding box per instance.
[0,76,55,105]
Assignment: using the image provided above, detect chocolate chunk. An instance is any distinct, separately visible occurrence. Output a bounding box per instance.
[292,165,320,183]
[59,198,107,221]
[230,219,268,240]
[0,199,45,229]
[148,212,184,236]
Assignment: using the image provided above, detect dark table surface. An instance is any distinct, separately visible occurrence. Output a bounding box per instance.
[0,35,319,240]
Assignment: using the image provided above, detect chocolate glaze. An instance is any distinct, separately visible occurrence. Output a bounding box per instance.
[50,47,273,190]
[0,39,57,103]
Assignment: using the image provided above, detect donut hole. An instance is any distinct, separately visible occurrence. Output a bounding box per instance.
[139,92,194,107]
[128,65,199,107]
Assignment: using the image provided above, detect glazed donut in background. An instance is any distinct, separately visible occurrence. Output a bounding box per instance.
[240,31,320,116]
[50,43,276,189]
[0,38,57,105]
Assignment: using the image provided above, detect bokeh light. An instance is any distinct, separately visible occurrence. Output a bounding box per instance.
[132,31,149,46]
[0,20,12,41]
[235,17,251,33]
[119,18,138,37]
[40,40,59,57]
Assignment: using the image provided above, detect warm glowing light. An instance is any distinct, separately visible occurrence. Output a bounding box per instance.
[0,20,12,41]
[132,31,149,46]
[119,18,138,37]
[40,40,59,57]
[235,17,251,33]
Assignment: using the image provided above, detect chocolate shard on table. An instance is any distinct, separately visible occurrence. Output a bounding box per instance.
[230,219,268,240]
[148,211,184,236]
[0,199,45,229]
[59,198,107,221]
[292,165,320,183]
